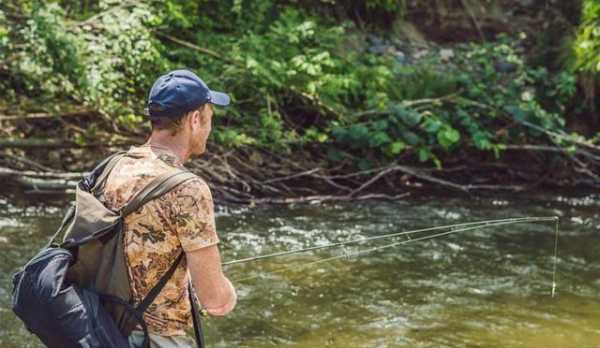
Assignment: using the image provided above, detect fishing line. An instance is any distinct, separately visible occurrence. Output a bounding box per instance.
[223,216,554,266]
[228,216,560,296]
[552,218,560,298]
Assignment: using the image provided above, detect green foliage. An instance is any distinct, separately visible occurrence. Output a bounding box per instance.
[0,0,590,170]
[0,10,8,53]
[14,4,87,100]
[574,0,600,74]
[5,0,165,125]
[328,36,574,166]
[0,9,10,99]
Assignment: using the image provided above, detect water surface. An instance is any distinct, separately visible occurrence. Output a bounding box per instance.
[1,192,599,347]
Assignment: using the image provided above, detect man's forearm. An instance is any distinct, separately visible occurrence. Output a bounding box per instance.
[187,245,237,316]
[203,277,237,316]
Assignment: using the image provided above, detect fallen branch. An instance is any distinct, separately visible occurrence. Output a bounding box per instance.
[0,109,94,121]
[394,165,470,192]
[11,176,77,191]
[464,183,527,191]
[153,31,238,65]
[504,144,600,162]
[0,138,135,148]
[0,166,87,180]
[0,138,70,148]
[0,153,59,172]
[503,143,599,185]
[349,166,399,196]
[263,168,320,184]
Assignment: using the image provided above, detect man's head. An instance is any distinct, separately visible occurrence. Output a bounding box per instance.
[150,103,214,155]
[146,69,229,157]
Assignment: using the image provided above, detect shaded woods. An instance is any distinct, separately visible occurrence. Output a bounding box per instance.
[0,0,599,203]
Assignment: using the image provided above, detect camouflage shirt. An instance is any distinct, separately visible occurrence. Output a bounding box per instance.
[99,145,219,336]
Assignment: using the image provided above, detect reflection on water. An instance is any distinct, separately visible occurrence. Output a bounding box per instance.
[0,193,599,348]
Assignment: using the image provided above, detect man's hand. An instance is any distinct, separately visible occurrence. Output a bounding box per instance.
[186,245,237,316]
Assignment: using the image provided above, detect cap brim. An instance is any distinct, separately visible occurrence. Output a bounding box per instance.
[209,91,230,106]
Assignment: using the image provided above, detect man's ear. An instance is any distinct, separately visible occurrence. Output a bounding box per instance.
[189,110,200,128]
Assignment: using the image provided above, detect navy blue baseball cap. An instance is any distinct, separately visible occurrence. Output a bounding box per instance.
[146,69,230,118]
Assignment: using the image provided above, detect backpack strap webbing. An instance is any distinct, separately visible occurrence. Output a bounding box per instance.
[189,282,206,348]
[91,152,128,193]
[136,252,184,314]
[134,253,206,348]
[120,171,198,217]
[46,204,76,247]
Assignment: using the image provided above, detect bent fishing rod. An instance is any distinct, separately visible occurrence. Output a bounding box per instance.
[222,216,560,297]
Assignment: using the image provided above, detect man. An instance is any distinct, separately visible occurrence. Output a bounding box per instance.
[99,69,237,347]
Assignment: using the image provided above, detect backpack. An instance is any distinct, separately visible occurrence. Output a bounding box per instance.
[11,152,206,348]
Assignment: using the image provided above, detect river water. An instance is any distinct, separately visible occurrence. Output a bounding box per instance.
[0,192,599,347]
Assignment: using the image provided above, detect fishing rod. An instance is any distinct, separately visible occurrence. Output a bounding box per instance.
[224,216,560,296]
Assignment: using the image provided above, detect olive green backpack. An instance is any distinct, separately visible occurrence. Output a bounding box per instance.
[15,152,205,347]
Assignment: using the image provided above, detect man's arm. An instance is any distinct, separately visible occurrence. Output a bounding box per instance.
[186,245,237,316]
[171,177,236,316]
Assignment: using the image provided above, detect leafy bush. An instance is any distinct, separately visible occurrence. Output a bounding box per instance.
[327,36,576,167]
[574,0,600,75]
[573,0,600,105]
[0,0,589,167]
[13,4,87,102]
[7,1,165,127]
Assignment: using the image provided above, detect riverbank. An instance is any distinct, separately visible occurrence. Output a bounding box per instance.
[1,140,598,205]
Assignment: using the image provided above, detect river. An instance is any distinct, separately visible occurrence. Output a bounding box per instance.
[1,191,599,347]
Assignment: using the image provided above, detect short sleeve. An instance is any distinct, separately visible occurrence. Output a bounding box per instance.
[166,177,219,252]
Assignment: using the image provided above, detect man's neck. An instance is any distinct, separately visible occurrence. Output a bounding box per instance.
[146,135,190,163]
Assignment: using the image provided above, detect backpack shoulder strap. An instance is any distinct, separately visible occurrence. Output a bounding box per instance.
[135,254,205,348]
[90,152,127,193]
[189,282,206,348]
[121,170,198,217]
[135,252,184,314]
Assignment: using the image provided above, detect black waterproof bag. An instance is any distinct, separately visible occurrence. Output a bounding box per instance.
[12,247,132,347]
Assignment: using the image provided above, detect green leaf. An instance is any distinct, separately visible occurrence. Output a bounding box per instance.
[317,133,328,143]
[387,141,406,155]
[349,124,368,136]
[418,148,430,162]
[370,131,391,147]
[390,105,418,126]
[422,118,443,134]
[401,130,421,145]
[437,126,461,149]
[372,120,389,131]
[473,132,491,150]
[397,108,422,127]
